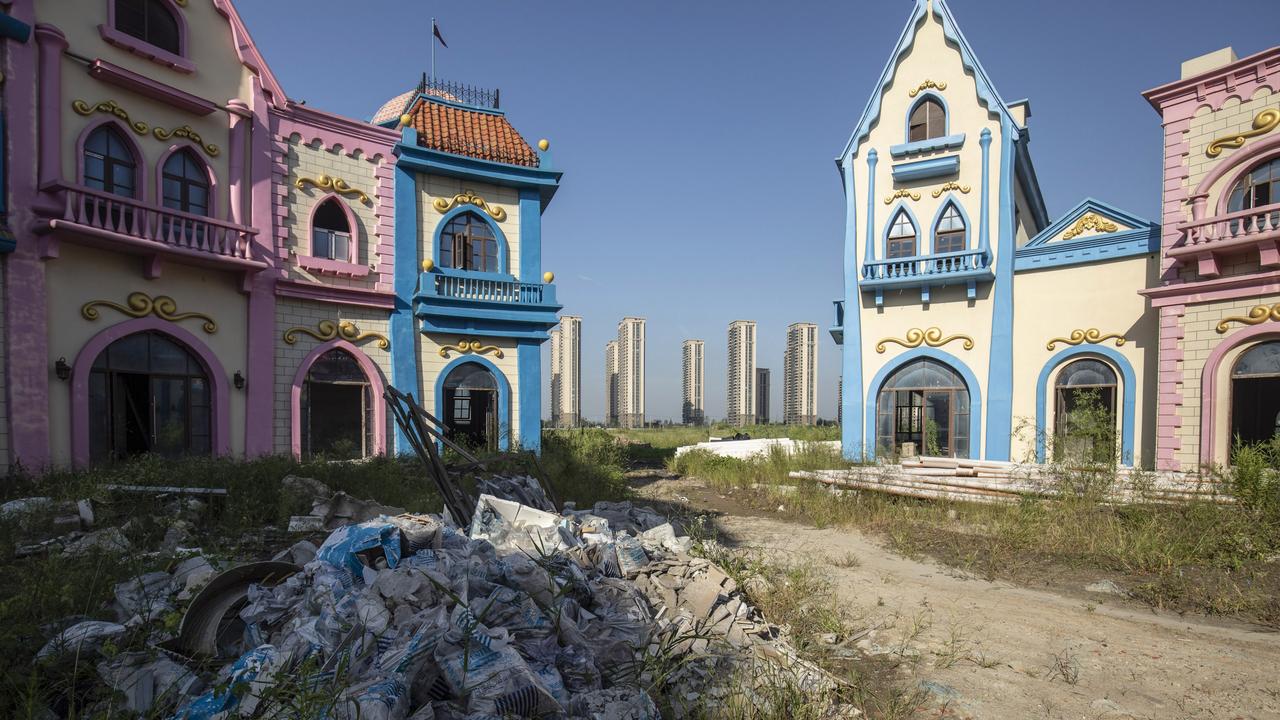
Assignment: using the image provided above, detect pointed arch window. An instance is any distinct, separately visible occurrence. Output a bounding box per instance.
[886,210,917,259]
[934,204,966,254]
[114,0,181,56]
[161,149,209,216]
[908,97,946,142]
[84,125,138,198]
[440,212,499,273]
[312,198,353,262]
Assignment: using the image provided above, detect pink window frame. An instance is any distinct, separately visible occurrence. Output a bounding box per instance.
[70,316,232,467]
[296,194,369,276]
[155,143,218,217]
[290,339,387,458]
[1190,133,1280,216]
[1199,323,1280,467]
[76,118,148,202]
[99,0,194,73]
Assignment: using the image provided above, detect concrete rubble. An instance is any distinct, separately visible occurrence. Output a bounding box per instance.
[26,477,855,719]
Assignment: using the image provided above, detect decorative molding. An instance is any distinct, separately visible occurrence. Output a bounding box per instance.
[432,191,508,222]
[931,181,971,198]
[875,327,973,354]
[72,99,219,156]
[81,292,217,334]
[1206,108,1280,158]
[294,174,370,204]
[908,79,947,98]
[1061,213,1118,240]
[283,320,389,350]
[883,189,920,204]
[1215,303,1280,333]
[1045,328,1126,351]
[438,338,505,359]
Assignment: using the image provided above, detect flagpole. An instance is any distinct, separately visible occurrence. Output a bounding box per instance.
[430,17,436,81]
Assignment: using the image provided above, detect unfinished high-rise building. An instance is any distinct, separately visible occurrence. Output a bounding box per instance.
[616,317,646,428]
[727,320,757,426]
[756,368,771,423]
[549,316,582,428]
[682,340,705,425]
[784,322,819,425]
[604,340,619,427]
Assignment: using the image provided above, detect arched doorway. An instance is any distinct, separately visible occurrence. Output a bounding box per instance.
[875,358,970,458]
[87,330,211,462]
[442,362,498,450]
[1053,358,1118,463]
[301,348,372,459]
[1230,341,1280,447]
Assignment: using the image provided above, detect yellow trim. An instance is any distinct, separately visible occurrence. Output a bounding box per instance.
[1206,109,1280,158]
[883,189,921,204]
[1216,303,1280,334]
[431,191,508,222]
[81,292,217,334]
[294,174,370,204]
[1061,213,1118,240]
[438,338,505,359]
[876,328,973,354]
[72,99,219,156]
[931,181,971,198]
[908,80,947,98]
[283,320,389,350]
[1045,329,1126,351]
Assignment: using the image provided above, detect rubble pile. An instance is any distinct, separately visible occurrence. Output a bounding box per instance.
[24,476,851,719]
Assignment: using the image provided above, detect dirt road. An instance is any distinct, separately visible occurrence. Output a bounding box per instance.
[632,474,1280,720]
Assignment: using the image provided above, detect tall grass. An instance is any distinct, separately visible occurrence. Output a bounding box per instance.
[611,424,841,451]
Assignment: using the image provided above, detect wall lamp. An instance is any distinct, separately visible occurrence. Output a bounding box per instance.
[234,371,245,390]
[55,357,71,381]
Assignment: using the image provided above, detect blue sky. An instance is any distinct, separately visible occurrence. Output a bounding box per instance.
[239,0,1280,423]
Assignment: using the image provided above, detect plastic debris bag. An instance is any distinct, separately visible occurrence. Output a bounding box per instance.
[172,644,278,720]
[316,519,403,587]
[36,620,127,662]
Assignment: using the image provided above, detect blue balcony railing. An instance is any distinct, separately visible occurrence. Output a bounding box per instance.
[425,270,556,305]
[860,248,994,305]
[830,299,845,345]
[414,267,561,340]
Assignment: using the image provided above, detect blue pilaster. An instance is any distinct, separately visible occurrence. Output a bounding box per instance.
[863,149,878,263]
[518,188,542,283]
[517,339,542,452]
[841,156,865,460]
[983,120,1017,460]
[978,128,991,255]
[390,152,421,453]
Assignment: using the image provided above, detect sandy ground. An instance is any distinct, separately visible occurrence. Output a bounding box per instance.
[631,473,1280,720]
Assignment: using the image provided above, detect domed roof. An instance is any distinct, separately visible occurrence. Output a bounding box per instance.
[370,86,462,125]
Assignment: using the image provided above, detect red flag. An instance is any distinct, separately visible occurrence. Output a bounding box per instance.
[433,21,448,49]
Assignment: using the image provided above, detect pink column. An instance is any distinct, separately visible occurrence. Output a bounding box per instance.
[1155,304,1186,471]
[34,23,66,190]
[225,99,250,226]
[5,2,51,469]
[242,78,276,456]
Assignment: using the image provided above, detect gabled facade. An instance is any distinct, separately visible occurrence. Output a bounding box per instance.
[0,0,561,471]
[834,0,1159,466]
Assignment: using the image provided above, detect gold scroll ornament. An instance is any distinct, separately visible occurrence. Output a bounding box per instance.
[1206,109,1280,158]
[438,338,505,359]
[1216,303,1280,334]
[876,327,974,354]
[1045,329,1126,351]
[931,181,971,198]
[72,99,219,156]
[81,292,217,334]
[294,174,370,204]
[908,80,947,97]
[283,320,389,350]
[432,191,507,222]
[1062,213,1118,240]
[883,189,921,204]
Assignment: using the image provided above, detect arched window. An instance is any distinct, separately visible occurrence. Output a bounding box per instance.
[440,212,499,273]
[312,198,352,261]
[301,348,372,459]
[1230,341,1280,447]
[1226,158,1280,213]
[1054,358,1118,463]
[84,125,137,198]
[934,204,966,254]
[875,358,970,458]
[161,149,209,216]
[886,210,917,259]
[88,331,211,462]
[114,0,180,55]
[443,362,500,450]
[908,97,946,142]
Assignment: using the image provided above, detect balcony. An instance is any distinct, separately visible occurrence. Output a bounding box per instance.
[830,299,845,345]
[1169,202,1280,277]
[38,183,266,274]
[860,248,993,306]
[414,267,562,340]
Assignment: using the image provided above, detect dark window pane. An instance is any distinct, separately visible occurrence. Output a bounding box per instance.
[107,333,150,373]
[149,334,191,374]
[307,349,365,383]
[313,199,350,233]
[1234,341,1280,377]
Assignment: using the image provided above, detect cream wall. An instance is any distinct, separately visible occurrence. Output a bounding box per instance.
[417,175,521,275]
[1186,87,1280,212]
[416,332,522,448]
[1011,256,1160,466]
[272,298,393,455]
[44,245,250,464]
[280,137,383,289]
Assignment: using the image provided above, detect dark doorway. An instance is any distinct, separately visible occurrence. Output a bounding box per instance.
[875,358,970,458]
[88,331,212,462]
[1231,341,1280,448]
[442,363,499,450]
[301,349,371,459]
[1054,358,1119,464]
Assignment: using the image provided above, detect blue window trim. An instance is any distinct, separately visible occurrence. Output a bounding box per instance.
[1035,346,1135,466]
[930,195,971,253]
[433,204,511,276]
[889,134,965,159]
[881,200,921,259]
[864,347,983,461]
[902,91,950,141]
[434,355,512,452]
[892,154,959,182]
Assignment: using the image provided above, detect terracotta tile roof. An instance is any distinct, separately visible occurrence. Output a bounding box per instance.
[407,97,539,168]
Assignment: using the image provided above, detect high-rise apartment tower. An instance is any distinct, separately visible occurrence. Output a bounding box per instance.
[549,316,582,428]
[616,318,646,428]
[682,340,705,425]
[727,320,757,426]
[784,322,819,425]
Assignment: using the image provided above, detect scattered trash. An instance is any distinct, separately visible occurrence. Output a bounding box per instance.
[36,620,127,662]
[171,562,300,659]
[61,527,132,557]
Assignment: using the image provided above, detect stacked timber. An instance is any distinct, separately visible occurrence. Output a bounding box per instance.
[791,456,1231,506]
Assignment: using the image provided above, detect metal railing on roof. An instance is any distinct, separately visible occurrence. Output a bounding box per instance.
[419,75,500,110]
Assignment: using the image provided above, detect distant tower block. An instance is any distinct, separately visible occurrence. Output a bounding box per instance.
[727,320,757,426]
[785,322,818,425]
[682,340,705,425]
[616,317,646,428]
